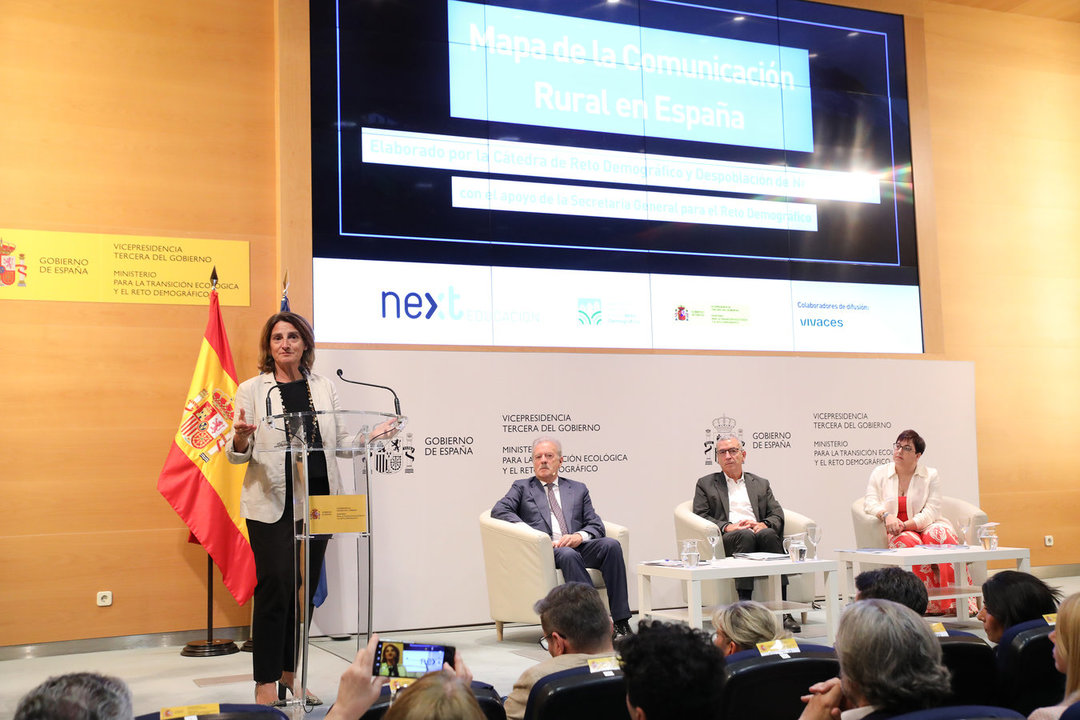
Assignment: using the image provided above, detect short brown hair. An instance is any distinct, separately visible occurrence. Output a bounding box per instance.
[895,429,925,455]
[257,312,315,374]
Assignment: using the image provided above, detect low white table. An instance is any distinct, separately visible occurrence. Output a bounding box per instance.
[636,557,840,642]
[836,545,1031,621]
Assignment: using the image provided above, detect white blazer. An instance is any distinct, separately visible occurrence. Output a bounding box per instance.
[227,372,347,524]
[863,462,949,532]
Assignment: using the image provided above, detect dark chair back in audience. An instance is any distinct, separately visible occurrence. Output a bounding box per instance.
[994,618,1065,716]
[884,705,1025,720]
[136,705,288,720]
[939,635,998,706]
[359,681,506,720]
[522,665,628,720]
[718,642,839,720]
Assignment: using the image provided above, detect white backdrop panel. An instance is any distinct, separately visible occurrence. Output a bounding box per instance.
[311,350,977,633]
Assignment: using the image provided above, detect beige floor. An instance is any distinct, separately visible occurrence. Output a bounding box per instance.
[3,574,1077,719]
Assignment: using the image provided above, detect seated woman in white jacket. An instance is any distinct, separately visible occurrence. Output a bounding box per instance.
[864,429,972,615]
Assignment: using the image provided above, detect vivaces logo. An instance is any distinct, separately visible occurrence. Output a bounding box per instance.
[380,286,467,320]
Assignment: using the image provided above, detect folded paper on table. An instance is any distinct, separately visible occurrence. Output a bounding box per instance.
[733,552,789,561]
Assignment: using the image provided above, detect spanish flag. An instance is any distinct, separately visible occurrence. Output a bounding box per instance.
[157,287,255,605]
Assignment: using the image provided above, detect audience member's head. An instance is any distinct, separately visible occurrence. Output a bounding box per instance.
[1052,593,1080,702]
[711,600,784,656]
[836,599,951,714]
[383,669,483,720]
[979,571,1062,643]
[619,620,724,720]
[15,673,133,720]
[855,566,929,614]
[534,582,613,656]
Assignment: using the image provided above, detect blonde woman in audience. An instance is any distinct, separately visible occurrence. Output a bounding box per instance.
[327,634,476,720]
[383,670,484,720]
[712,600,786,657]
[1030,593,1080,720]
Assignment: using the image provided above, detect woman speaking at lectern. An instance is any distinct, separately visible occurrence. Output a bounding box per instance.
[228,311,346,706]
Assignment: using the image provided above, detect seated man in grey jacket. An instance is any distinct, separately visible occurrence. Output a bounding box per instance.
[694,432,799,632]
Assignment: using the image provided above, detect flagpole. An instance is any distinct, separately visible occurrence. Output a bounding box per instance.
[178,269,240,658]
[181,555,241,657]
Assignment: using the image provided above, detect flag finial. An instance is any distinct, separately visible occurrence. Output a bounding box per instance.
[210,266,218,290]
[280,269,290,312]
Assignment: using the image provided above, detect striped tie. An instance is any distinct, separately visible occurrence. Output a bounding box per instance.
[545,482,568,539]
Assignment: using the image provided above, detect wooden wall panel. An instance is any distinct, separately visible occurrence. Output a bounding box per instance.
[0,0,277,645]
[923,1,1080,566]
[0,531,249,645]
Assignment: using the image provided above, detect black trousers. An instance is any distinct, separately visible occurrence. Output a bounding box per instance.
[722,527,786,593]
[247,508,329,683]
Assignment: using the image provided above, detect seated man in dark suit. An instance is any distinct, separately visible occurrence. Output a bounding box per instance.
[503,583,617,720]
[694,432,799,632]
[492,435,632,637]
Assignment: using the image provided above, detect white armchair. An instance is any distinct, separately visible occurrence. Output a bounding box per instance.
[850,495,989,586]
[673,500,817,613]
[478,509,631,640]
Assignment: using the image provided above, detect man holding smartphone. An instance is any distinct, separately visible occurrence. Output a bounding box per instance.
[503,583,617,720]
[492,436,632,637]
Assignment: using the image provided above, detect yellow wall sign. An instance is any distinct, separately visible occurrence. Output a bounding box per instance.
[310,494,368,534]
[0,228,249,306]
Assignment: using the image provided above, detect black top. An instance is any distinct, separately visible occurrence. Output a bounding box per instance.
[281,379,329,498]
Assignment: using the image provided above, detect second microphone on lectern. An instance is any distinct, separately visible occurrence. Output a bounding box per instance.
[336,369,402,416]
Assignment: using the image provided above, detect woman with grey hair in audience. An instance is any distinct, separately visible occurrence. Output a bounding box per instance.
[15,673,133,720]
[799,599,952,720]
[712,600,787,657]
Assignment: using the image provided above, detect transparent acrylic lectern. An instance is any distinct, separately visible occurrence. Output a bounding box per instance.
[254,409,406,714]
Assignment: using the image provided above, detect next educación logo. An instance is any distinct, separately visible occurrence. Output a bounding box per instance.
[380,286,463,320]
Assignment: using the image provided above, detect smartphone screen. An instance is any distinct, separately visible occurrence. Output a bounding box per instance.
[373,640,456,678]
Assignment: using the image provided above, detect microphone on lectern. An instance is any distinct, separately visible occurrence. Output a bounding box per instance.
[336,369,402,416]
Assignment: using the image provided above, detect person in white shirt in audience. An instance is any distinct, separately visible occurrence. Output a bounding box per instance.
[1029,592,1080,720]
[503,582,617,720]
[799,599,951,720]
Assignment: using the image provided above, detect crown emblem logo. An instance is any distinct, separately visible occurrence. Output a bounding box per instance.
[712,415,737,434]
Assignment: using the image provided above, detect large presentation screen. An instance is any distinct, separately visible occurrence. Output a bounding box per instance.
[310,0,923,352]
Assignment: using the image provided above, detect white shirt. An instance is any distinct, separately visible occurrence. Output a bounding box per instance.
[725,473,756,524]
